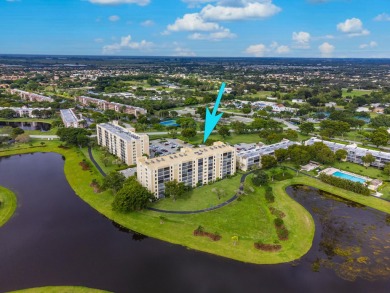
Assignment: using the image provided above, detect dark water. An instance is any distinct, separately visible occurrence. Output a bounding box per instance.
[0,121,51,132]
[0,153,389,293]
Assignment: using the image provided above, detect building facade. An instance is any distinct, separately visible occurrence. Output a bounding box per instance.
[137,142,236,197]
[97,122,149,166]
[60,109,84,128]
[10,89,54,103]
[237,139,298,171]
[305,137,390,168]
[76,96,146,117]
[0,106,52,118]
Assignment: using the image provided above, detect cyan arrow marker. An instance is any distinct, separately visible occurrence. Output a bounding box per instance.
[203,82,226,143]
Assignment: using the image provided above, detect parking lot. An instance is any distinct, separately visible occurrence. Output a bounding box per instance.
[150,138,192,157]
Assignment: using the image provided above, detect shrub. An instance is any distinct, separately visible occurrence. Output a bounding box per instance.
[318,173,370,196]
[265,187,275,203]
[274,218,284,227]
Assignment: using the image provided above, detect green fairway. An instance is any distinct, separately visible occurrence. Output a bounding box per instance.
[0,186,17,227]
[8,287,111,293]
[342,88,372,97]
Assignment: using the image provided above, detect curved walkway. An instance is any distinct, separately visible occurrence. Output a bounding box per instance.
[88,147,106,177]
[87,147,254,215]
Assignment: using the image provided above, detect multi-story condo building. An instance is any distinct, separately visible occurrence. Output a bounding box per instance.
[237,139,298,171]
[76,96,146,117]
[10,89,54,103]
[0,106,51,118]
[97,122,149,166]
[60,109,84,128]
[305,137,390,168]
[137,142,236,198]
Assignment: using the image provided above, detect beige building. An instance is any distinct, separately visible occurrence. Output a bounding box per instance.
[97,122,149,166]
[137,142,236,198]
[76,96,147,117]
[10,89,54,102]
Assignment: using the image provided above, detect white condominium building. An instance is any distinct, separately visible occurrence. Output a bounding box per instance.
[60,109,84,128]
[97,122,149,166]
[10,89,54,103]
[137,142,236,198]
[305,137,390,168]
[237,139,298,171]
[0,106,51,118]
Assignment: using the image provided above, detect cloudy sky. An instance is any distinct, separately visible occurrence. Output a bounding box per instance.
[0,0,389,57]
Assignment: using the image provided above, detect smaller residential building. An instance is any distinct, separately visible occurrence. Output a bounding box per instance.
[237,139,298,171]
[0,106,52,118]
[10,89,54,103]
[60,109,84,128]
[305,137,390,168]
[97,121,149,166]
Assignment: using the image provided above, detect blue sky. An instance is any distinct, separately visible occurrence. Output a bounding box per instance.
[0,0,389,57]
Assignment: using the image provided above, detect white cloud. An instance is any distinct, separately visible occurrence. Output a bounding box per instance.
[359,41,378,49]
[103,35,153,54]
[319,42,335,57]
[182,0,216,8]
[88,0,150,5]
[94,38,104,43]
[188,28,236,41]
[292,31,311,48]
[276,45,290,54]
[174,47,197,57]
[245,41,290,57]
[167,13,221,32]
[374,13,390,22]
[200,1,281,21]
[337,18,370,37]
[141,20,154,27]
[245,43,267,57]
[109,15,120,22]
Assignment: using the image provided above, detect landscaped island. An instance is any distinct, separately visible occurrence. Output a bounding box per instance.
[1,141,389,265]
[0,186,17,227]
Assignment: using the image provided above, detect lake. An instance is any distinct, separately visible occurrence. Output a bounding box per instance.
[0,121,51,132]
[0,153,389,293]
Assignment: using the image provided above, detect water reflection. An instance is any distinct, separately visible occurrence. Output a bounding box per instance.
[0,121,51,131]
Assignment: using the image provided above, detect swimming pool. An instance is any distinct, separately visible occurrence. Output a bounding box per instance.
[160,120,179,127]
[332,171,366,184]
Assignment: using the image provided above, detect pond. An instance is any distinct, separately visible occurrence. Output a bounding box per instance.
[0,121,51,132]
[0,153,389,293]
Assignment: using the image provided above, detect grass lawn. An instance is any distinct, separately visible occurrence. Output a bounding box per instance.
[0,186,17,227]
[1,141,389,265]
[80,147,127,174]
[0,118,55,123]
[153,174,242,211]
[342,89,372,97]
[9,287,111,293]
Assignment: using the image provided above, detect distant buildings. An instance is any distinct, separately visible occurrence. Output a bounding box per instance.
[60,109,84,128]
[76,96,146,117]
[305,137,390,168]
[237,139,298,171]
[97,121,149,166]
[10,89,54,103]
[0,106,52,118]
[137,142,236,197]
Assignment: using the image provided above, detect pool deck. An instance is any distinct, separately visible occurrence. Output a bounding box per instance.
[320,167,371,182]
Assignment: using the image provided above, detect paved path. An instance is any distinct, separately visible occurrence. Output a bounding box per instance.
[148,171,255,215]
[87,146,254,214]
[88,147,107,177]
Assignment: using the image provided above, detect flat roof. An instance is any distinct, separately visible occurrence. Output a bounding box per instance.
[60,109,80,124]
[98,123,143,142]
[237,140,297,159]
